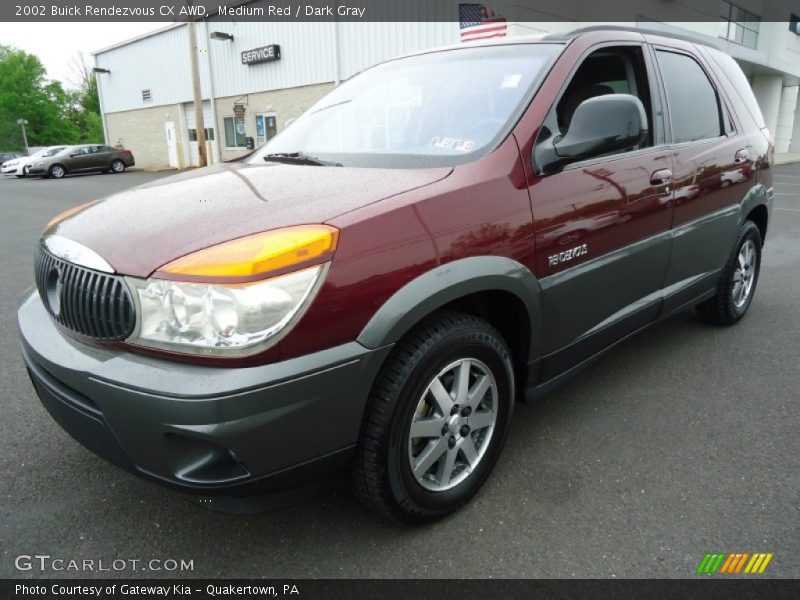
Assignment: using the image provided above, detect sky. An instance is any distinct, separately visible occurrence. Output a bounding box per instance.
[0,22,165,88]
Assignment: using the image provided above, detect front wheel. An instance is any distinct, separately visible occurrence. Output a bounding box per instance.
[353,311,514,523]
[48,164,65,179]
[110,159,126,173]
[696,220,762,325]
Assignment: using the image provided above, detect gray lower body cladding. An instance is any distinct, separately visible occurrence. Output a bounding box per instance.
[18,292,392,495]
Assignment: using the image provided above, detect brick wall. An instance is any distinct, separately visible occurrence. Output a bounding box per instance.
[104,104,185,170]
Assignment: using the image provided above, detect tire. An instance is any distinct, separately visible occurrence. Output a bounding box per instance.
[110,159,126,173]
[696,220,762,325]
[48,164,66,179]
[353,310,515,523]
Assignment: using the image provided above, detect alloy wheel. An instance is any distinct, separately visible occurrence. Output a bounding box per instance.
[407,358,498,492]
[732,239,756,308]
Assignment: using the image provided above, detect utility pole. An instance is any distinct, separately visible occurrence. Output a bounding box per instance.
[17,118,29,154]
[187,17,208,167]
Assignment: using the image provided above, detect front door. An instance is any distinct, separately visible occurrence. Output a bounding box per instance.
[66,147,93,171]
[91,145,112,169]
[255,113,277,148]
[529,43,674,380]
[165,121,179,168]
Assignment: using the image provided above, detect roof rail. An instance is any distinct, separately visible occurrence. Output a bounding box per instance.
[544,25,723,50]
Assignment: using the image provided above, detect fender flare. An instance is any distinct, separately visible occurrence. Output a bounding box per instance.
[356,256,543,363]
[737,181,771,234]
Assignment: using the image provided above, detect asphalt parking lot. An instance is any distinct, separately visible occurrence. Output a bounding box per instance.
[0,165,798,579]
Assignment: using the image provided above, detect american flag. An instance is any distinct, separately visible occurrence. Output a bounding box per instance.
[459,3,508,42]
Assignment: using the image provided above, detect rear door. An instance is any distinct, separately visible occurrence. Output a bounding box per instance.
[651,46,753,311]
[528,42,674,379]
[91,145,113,169]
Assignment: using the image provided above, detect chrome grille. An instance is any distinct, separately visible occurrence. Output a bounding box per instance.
[34,245,135,342]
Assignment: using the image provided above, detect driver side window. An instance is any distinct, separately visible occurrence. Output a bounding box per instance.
[556,46,654,150]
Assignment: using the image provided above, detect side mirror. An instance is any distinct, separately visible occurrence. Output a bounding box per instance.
[535,94,648,174]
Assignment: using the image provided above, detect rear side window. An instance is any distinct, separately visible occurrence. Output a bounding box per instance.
[656,50,722,143]
[703,47,766,129]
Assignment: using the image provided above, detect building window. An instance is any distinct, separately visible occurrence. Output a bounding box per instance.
[188,128,215,141]
[224,117,247,148]
[141,89,152,103]
[718,1,760,49]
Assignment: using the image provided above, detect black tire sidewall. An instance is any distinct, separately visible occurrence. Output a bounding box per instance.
[385,329,514,517]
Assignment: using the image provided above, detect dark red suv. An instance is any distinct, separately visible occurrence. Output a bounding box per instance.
[19,27,774,522]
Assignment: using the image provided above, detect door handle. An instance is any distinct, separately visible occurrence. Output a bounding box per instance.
[650,169,672,186]
[734,148,750,164]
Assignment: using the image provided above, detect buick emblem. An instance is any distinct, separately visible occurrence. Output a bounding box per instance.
[45,267,63,317]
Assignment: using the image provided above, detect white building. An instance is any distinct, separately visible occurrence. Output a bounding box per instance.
[92,2,800,169]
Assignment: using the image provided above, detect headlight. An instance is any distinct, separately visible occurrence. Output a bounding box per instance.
[128,265,326,355]
[127,225,338,356]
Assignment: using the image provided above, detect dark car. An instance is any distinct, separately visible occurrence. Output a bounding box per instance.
[27,144,135,179]
[18,27,773,523]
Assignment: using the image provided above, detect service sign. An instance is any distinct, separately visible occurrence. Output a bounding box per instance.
[241,45,281,65]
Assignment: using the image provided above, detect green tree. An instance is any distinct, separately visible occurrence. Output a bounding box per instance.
[0,45,89,151]
[64,54,104,143]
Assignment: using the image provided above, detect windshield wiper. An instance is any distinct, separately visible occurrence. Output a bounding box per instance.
[262,152,342,167]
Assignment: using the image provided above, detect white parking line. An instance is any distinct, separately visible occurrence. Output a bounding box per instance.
[774,207,800,213]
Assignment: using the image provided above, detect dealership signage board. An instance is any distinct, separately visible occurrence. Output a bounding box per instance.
[241,45,281,65]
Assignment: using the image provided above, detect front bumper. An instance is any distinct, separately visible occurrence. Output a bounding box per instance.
[18,292,391,495]
[27,166,46,175]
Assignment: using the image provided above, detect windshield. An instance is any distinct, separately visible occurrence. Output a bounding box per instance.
[55,147,76,157]
[43,147,65,157]
[249,43,562,168]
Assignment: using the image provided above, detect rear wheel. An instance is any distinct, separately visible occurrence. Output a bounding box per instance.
[110,159,126,173]
[48,164,65,179]
[696,220,762,325]
[353,311,514,523]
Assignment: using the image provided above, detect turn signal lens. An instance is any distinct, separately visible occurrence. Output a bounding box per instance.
[158,225,339,279]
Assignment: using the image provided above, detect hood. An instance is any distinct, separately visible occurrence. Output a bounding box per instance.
[46,161,452,278]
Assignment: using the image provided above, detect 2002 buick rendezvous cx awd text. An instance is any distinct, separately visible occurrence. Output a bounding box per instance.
[19,28,774,522]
